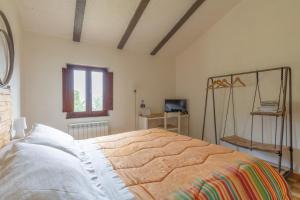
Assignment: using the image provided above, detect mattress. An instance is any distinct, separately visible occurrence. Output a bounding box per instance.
[93,128,291,199]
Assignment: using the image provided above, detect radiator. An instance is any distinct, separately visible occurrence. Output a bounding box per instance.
[67,121,110,139]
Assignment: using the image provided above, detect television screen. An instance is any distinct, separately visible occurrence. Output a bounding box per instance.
[165,99,187,113]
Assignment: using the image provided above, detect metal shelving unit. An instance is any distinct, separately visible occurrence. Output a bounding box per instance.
[201,66,293,178]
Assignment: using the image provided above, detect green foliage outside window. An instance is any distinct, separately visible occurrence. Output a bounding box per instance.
[93,97,103,111]
[74,90,85,112]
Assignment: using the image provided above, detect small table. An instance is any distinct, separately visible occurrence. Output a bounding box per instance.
[138,113,189,135]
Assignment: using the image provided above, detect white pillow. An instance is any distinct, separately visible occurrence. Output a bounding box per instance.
[0,142,108,200]
[31,123,73,141]
[25,124,79,157]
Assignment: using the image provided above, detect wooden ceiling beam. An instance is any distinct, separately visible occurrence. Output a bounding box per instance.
[117,0,150,49]
[150,0,206,55]
[73,0,86,42]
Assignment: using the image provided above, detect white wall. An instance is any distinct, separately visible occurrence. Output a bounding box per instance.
[176,0,300,171]
[21,32,175,133]
[0,0,22,119]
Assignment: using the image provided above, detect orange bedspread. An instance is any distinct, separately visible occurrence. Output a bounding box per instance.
[94,129,288,199]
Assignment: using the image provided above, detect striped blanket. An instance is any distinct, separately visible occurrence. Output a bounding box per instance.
[174,159,291,200]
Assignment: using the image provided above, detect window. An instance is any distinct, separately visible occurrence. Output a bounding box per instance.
[62,64,113,118]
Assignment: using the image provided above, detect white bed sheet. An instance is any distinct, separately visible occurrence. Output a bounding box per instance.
[77,139,135,200]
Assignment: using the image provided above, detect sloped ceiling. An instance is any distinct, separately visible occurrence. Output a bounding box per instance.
[15,0,241,57]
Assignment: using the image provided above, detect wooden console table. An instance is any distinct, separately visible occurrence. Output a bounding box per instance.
[138,112,189,135]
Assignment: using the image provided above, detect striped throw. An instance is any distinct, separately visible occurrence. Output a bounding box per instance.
[174,159,291,200]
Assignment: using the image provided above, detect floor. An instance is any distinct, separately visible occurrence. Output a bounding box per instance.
[287,173,300,200]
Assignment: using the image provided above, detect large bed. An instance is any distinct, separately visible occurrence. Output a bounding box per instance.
[0,86,292,200]
[0,124,291,200]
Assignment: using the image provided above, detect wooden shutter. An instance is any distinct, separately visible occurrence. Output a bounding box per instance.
[103,72,113,110]
[62,68,74,112]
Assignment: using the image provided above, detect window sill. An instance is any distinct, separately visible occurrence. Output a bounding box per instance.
[66,110,109,119]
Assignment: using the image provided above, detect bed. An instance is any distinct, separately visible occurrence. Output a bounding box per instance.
[0,88,292,200]
[0,125,291,200]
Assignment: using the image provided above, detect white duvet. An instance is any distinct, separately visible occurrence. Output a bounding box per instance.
[0,142,108,200]
[0,124,134,200]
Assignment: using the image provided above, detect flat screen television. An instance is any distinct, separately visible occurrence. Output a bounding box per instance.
[165,99,187,113]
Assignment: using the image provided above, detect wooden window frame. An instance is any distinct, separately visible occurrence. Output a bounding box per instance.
[63,64,113,119]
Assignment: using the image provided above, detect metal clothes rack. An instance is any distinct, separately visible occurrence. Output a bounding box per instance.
[201,66,293,178]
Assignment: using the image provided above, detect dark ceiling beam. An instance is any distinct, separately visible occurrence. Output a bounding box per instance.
[73,0,86,42]
[150,0,206,55]
[117,0,150,49]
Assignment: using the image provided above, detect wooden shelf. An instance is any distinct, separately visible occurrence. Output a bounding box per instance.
[220,135,288,153]
[142,113,189,120]
[250,111,284,116]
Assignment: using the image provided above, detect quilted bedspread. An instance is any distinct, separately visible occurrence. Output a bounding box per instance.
[94,129,290,200]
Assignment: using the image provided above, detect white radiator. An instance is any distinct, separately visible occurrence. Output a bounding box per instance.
[67,121,110,139]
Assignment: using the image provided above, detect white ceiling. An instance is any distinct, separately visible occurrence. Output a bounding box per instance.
[15,0,241,57]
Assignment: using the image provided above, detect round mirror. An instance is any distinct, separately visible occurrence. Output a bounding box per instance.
[0,11,14,88]
[0,31,10,84]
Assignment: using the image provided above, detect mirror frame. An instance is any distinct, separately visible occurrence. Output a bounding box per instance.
[0,10,14,88]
